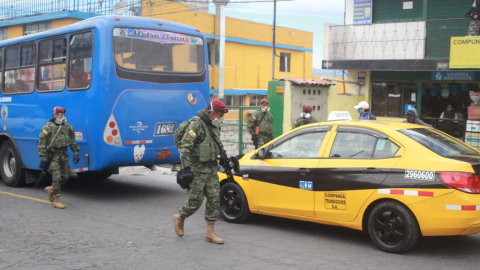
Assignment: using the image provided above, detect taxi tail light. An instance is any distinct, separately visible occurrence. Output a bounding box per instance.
[103,114,123,146]
[439,172,480,194]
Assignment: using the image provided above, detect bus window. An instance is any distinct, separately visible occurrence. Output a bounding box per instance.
[4,44,35,94]
[0,49,3,92]
[68,32,92,89]
[113,28,205,73]
[38,38,67,92]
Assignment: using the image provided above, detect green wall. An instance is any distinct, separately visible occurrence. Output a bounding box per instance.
[373,0,423,22]
[267,81,285,138]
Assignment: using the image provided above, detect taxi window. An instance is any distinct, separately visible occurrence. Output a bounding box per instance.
[330,132,377,159]
[373,138,400,158]
[269,131,326,159]
[398,128,479,156]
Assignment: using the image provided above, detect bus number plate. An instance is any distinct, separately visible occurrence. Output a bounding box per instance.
[157,150,171,160]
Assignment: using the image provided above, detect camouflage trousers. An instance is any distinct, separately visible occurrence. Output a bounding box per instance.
[179,170,220,221]
[469,20,480,36]
[257,134,274,149]
[48,150,71,194]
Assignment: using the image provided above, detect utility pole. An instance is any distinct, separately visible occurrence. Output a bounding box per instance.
[272,0,277,80]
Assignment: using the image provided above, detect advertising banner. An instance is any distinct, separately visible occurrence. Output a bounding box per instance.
[354,0,372,25]
[449,37,480,69]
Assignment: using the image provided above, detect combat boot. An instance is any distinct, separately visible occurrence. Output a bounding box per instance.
[44,186,54,202]
[205,221,224,244]
[173,214,185,237]
[52,194,66,209]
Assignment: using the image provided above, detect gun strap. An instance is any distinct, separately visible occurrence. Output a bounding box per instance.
[256,111,267,127]
[205,124,224,153]
[47,124,63,150]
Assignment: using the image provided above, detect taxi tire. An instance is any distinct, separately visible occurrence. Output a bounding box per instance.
[367,201,420,254]
[219,182,251,223]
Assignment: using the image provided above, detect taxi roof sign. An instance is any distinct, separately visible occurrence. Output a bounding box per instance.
[327,111,352,121]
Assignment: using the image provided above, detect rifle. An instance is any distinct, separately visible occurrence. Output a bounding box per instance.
[34,149,54,189]
[218,149,239,182]
[205,125,240,182]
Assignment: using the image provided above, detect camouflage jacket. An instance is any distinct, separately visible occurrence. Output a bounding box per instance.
[291,116,319,129]
[178,109,221,173]
[38,119,80,157]
[247,109,273,136]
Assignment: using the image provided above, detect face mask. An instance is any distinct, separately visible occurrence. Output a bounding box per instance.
[447,107,453,112]
[261,107,268,112]
[211,115,223,127]
[304,113,311,119]
[474,3,476,8]
[55,117,66,125]
[358,109,362,114]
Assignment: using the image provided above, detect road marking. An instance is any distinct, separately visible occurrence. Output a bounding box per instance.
[0,190,53,205]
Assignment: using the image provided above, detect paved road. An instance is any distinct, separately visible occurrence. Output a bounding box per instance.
[1,167,479,270]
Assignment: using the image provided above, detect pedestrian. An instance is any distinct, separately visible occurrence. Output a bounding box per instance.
[438,104,458,136]
[38,106,80,209]
[173,99,229,244]
[354,101,377,120]
[247,98,274,149]
[404,107,432,127]
[466,0,480,36]
[291,105,318,129]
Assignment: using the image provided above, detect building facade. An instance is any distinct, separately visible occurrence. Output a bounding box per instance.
[323,0,478,122]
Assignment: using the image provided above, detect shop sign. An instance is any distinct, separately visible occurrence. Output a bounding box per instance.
[437,62,449,69]
[353,0,372,25]
[449,37,480,69]
[431,71,475,81]
[358,72,366,86]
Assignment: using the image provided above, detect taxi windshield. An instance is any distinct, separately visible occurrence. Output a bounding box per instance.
[398,128,479,157]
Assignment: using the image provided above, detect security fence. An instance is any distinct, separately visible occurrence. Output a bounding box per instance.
[220,106,258,156]
[0,0,142,20]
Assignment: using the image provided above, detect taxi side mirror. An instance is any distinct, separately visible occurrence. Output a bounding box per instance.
[256,148,266,159]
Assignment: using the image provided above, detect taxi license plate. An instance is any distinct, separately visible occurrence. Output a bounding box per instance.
[157,150,171,160]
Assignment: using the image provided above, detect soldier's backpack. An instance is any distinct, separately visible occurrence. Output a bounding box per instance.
[173,116,199,149]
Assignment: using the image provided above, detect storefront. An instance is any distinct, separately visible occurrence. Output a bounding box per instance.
[370,71,479,138]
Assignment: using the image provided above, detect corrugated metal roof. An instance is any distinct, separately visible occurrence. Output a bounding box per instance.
[278,78,332,86]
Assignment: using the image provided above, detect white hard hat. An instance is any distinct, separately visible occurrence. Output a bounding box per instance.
[354,101,369,109]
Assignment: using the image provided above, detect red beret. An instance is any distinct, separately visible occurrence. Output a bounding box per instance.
[53,106,66,114]
[303,105,313,113]
[211,99,228,113]
[260,99,269,105]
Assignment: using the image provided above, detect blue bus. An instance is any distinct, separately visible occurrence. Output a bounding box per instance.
[0,16,209,186]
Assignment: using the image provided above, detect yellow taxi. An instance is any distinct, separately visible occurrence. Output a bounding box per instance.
[218,121,480,253]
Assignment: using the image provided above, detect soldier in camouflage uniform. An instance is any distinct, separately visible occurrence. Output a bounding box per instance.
[173,99,228,244]
[247,98,274,149]
[38,106,80,209]
[291,105,318,129]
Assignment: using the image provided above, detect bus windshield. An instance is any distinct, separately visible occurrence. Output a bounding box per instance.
[113,28,204,73]
[398,128,480,157]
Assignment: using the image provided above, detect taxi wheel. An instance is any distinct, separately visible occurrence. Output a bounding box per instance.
[219,182,251,223]
[367,201,420,253]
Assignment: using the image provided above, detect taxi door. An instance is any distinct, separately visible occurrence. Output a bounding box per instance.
[314,125,402,221]
[248,126,332,218]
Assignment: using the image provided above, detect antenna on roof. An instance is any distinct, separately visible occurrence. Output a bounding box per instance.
[113,1,130,15]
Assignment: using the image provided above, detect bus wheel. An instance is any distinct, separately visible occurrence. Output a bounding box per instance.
[77,171,112,181]
[0,140,26,187]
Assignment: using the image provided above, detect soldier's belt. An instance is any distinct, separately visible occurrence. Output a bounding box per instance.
[51,146,68,152]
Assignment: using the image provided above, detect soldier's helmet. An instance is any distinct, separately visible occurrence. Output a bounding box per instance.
[53,106,66,114]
